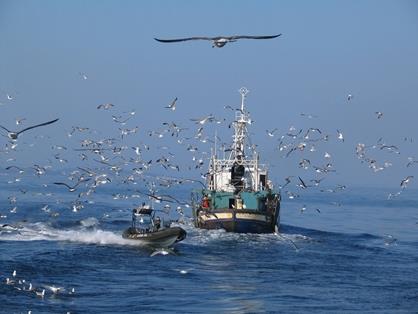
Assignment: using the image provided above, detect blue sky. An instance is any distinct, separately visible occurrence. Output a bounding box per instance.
[1,0,418,189]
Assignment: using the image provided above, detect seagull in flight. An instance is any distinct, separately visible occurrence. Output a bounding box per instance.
[79,72,88,80]
[190,114,215,124]
[0,118,59,140]
[400,176,413,188]
[154,34,282,48]
[266,128,278,137]
[53,178,90,192]
[375,111,383,119]
[97,103,114,110]
[337,129,344,142]
[165,97,178,111]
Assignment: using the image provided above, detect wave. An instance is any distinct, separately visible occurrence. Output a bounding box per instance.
[0,221,143,247]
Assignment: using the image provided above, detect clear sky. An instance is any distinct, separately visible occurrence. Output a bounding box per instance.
[1,0,418,189]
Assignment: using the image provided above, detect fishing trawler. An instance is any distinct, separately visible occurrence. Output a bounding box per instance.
[192,87,281,233]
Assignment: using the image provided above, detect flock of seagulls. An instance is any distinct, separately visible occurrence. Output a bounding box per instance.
[0,31,413,311]
[1,86,414,235]
[2,269,75,301]
[271,96,418,213]
[1,89,416,219]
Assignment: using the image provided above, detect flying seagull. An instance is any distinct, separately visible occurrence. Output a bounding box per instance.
[154,34,282,48]
[0,118,59,140]
[165,97,178,111]
[53,178,90,192]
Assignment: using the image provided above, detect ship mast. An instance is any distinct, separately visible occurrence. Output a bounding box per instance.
[229,87,251,163]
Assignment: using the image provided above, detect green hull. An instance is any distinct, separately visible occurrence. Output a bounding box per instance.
[193,190,280,233]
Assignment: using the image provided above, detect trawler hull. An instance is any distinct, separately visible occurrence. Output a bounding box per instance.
[195,208,280,234]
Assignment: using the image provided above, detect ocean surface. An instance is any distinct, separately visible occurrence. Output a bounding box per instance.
[1,178,417,313]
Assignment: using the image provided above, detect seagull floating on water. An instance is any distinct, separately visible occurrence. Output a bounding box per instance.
[35,289,45,298]
[44,284,63,294]
[0,118,59,140]
[155,34,282,48]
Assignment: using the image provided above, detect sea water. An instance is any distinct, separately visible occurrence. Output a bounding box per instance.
[1,181,417,313]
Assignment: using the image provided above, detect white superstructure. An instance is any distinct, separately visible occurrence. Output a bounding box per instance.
[207,87,268,193]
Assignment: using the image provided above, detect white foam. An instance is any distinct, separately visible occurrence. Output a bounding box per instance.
[177,220,313,246]
[80,217,100,227]
[0,222,143,247]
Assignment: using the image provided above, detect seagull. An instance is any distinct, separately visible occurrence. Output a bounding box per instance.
[0,118,59,140]
[5,278,15,285]
[177,269,189,275]
[150,248,175,257]
[35,289,45,298]
[375,111,383,119]
[97,103,114,110]
[297,176,308,189]
[303,127,322,139]
[27,282,34,291]
[406,157,418,168]
[299,158,310,169]
[53,178,90,192]
[44,284,63,294]
[79,72,88,80]
[15,118,26,125]
[310,177,325,186]
[400,176,413,188]
[165,97,177,111]
[337,129,344,142]
[383,234,397,246]
[190,114,215,125]
[347,94,353,101]
[387,191,402,200]
[154,34,282,48]
[266,128,278,137]
[5,165,25,174]
[300,113,318,119]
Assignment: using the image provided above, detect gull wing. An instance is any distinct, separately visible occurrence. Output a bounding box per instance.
[154,37,213,43]
[53,182,73,189]
[16,118,59,135]
[0,125,12,133]
[228,34,282,40]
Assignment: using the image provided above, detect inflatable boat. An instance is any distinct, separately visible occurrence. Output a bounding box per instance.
[122,206,186,247]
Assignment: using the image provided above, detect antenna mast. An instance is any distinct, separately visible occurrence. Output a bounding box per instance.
[230,87,250,163]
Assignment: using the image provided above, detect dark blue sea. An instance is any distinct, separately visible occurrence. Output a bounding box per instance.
[1,177,417,313]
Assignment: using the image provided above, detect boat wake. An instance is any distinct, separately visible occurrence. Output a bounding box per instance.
[175,220,314,248]
[0,219,143,247]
